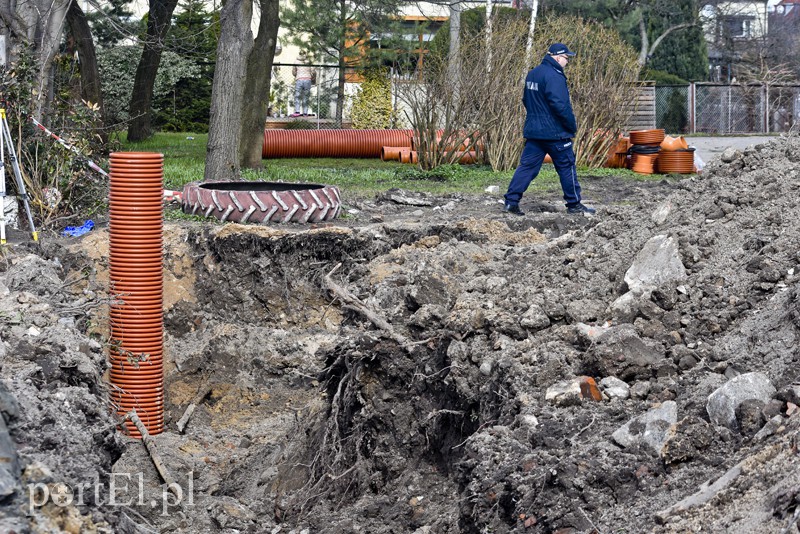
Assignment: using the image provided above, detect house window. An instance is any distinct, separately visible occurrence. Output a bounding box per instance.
[723,15,753,37]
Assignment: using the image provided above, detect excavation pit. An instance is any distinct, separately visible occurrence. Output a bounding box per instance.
[3,135,800,532]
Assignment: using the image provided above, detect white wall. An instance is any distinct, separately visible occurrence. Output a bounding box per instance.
[701,1,770,39]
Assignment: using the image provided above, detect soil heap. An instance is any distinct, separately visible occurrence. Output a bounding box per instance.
[1,133,799,533]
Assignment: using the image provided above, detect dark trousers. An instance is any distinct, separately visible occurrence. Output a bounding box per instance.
[505,138,582,207]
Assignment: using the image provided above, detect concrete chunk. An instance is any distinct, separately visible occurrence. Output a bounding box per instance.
[624,235,686,293]
[612,401,678,454]
[706,372,776,430]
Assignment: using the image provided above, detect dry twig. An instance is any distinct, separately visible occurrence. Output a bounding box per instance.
[655,462,743,523]
[125,411,179,497]
[176,383,212,433]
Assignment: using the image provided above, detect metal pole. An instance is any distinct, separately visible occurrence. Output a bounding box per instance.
[0,107,6,244]
[728,85,732,133]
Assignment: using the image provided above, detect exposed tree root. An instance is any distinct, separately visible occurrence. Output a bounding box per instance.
[323,263,416,353]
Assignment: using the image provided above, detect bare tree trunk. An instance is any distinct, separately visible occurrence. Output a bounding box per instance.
[205,0,254,182]
[486,0,493,73]
[127,0,179,142]
[66,0,107,141]
[335,0,346,125]
[336,55,346,125]
[33,0,70,119]
[240,0,280,169]
[524,0,539,68]
[637,15,650,66]
[448,1,462,100]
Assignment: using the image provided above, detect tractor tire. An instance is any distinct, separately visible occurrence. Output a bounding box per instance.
[181,181,341,224]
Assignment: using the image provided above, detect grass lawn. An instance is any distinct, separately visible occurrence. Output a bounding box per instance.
[120,132,655,200]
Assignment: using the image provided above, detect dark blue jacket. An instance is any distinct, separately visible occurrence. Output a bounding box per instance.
[522,55,577,140]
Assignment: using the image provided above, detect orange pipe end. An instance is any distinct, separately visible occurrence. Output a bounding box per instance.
[381,146,402,161]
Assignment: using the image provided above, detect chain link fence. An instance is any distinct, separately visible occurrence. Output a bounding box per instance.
[268,63,356,128]
[269,67,800,135]
[655,85,690,133]
[656,83,800,134]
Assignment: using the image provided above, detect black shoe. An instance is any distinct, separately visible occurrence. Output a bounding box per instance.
[504,203,525,216]
[567,203,596,215]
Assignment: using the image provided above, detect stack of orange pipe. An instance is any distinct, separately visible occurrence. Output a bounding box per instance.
[627,129,666,175]
[657,135,695,173]
[656,152,695,173]
[385,148,476,165]
[381,146,402,161]
[108,152,165,438]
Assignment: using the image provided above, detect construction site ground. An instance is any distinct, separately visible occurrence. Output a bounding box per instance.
[1,132,800,533]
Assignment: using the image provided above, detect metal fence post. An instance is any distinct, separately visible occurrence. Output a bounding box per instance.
[690,83,696,134]
[764,83,769,134]
[727,85,732,133]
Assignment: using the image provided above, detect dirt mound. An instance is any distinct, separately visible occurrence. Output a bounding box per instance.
[1,133,799,533]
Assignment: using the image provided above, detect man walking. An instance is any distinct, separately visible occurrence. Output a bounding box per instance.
[504,43,595,216]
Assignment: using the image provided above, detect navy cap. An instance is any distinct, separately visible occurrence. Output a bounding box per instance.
[548,43,576,57]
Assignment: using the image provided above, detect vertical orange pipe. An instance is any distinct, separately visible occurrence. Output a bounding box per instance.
[108,152,164,437]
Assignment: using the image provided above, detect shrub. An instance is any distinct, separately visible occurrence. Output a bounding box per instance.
[423,11,641,170]
[350,69,400,129]
[645,69,689,85]
[97,46,200,132]
[660,89,689,134]
[1,50,109,229]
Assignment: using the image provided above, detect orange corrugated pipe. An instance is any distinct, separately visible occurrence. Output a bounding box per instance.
[263,129,413,158]
[108,152,165,438]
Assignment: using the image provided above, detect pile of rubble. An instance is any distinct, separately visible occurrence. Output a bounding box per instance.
[1,133,799,533]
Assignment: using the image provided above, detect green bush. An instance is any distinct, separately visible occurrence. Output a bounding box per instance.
[350,69,400,129]
[659,89,689,134]
[428,6,524,62]
[97,46,200,132]
[645,68,689,85]
[1,49,109,228]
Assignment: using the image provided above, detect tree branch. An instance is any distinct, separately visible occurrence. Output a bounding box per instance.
[648,22,695,58]
[638,15,649,66]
